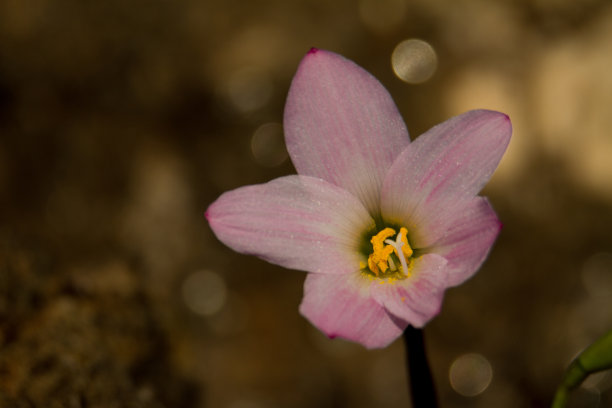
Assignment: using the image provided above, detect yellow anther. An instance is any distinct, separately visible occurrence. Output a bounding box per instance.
[367,256,379,274]
[396,227,413,259]
[367,228,396,275]
[370,228,396,253]
[365,226,414,277]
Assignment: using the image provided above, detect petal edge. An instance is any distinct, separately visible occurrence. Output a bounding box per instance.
[299,272,406,349]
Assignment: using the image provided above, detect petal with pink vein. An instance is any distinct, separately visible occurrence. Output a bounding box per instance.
[371,254,448,327]
[426,197,502,287]
[299,272,407,349]
[206,175,373,274]
[284,48,410,215]
[381,109,511,243]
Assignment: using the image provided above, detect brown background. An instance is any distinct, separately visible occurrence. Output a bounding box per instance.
[1,0,612,407]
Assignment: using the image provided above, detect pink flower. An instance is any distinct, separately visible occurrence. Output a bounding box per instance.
[206,48,511,349]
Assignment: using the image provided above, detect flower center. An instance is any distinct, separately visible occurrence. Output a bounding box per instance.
[362,227,413,278]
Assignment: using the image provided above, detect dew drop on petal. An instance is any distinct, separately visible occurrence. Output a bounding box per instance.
[449,353,493,397]
[182,270,227,316]
[250,122,288,167]
[391,39,438,84]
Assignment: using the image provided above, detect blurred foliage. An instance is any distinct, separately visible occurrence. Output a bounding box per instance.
[553,329,612,408]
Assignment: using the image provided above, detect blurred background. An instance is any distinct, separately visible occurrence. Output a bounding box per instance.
[1,0,612,407]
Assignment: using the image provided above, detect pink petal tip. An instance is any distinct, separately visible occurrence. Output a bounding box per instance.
[307,47,319,55]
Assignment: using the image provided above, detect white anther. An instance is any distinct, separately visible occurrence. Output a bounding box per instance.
[385,231,409,276]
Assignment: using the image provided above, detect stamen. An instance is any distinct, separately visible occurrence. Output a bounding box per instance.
[366,227,413,277]
[368,228,396,275]
[385,230,410,276]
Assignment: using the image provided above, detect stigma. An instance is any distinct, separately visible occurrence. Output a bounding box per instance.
[365,227,413,277]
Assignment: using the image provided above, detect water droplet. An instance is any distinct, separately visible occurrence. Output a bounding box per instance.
[391,39,437,84]
[449,353,493,397]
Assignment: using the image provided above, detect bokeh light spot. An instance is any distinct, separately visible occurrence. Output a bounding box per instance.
[449,353,493,397]
[225,67,273,112]
[182,270,227,316]
[250,122,288,167]
[391,39,437,84]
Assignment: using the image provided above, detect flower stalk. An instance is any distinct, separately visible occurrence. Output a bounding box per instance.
[404,326,438,408]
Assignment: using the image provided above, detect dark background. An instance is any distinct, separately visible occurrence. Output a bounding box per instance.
[1,0,612,407]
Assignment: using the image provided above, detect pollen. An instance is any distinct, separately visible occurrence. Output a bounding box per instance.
[365,226,413,277]
[395,227,412,259]
[367,228,395,275]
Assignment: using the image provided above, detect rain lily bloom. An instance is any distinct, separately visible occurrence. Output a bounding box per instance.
[206,48,511,349]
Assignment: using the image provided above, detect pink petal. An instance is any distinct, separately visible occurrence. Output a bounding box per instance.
[371,254,448,327]
[206,175,373,274]
[299,272,407,349]
[426,197,502,286]
[284,48,410,215]
[380,110,511,246]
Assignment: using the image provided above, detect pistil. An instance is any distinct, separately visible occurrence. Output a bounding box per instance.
[385,229,410,276]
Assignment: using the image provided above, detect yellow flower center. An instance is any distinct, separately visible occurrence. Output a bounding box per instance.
[362,227,413,278]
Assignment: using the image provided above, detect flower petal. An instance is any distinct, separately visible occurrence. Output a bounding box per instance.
[371,254,448,327]
[206,175,373,274]
[299,272,406,349]
[381,109,511,244]
[426,197,502,287]
[284,48,410,215]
